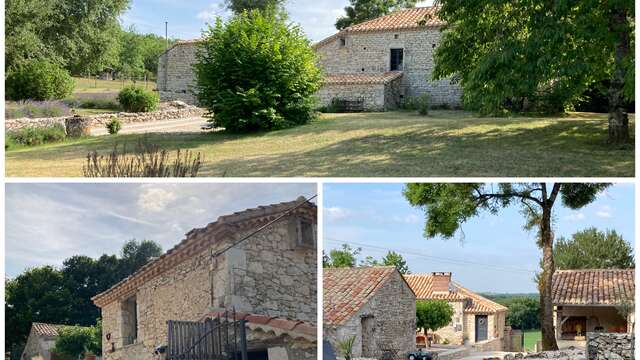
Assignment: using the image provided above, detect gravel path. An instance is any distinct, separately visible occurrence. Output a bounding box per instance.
[91,116,209,135]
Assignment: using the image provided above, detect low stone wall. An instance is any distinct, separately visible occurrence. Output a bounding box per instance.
[5,104,205,134]
[587,332,633,360]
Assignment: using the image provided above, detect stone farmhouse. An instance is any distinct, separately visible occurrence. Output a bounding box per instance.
[552,269,635,341]
[20,323,74,360]
[405,272,507,346]
[323,266,416,359]
[91,198,317,360]
[156,6,461,111]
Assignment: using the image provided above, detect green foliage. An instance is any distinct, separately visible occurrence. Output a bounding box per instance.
[5,0,129,74]
[403,94,430,115]
[5,100,72,119]
[336,336,356,360]
[225,0,284,13]
[361,251,410,274]
[117,86,159,113]
[416,300,454,333]
[7,124,67,147]
[502,297,540,330]
[433,0,634,140]
[53,321,101,357]
[195,10,322,132]
[554,227,634,270]
[106,117,122,135]
[117,27,172,78]
[336,0,418,30]
[6,61,74,100]
[323,244,361,268]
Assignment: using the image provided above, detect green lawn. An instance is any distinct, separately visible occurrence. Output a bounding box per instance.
[523,330,541,351]
[73,77,156,93]
[5,110,634,177]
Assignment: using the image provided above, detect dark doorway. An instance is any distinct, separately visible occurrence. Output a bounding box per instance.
[390,49,404,71]
[561,316,587,339]
[361,315,375,357]
[247,350,268,360]
[475,315,488,342]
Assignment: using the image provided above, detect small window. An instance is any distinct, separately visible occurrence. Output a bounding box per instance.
[122,295,138,346]
[296,218,315,248]
[339,37,346,46]
[394,34,400,39]
[390,48,404,71]
[432,43,436,49]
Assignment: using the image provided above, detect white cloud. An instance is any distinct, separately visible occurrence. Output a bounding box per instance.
[196,3,227,22]
[595,205,613,219]
[325,206,351,220]
[564,212,585,222]
[138,186,178,212]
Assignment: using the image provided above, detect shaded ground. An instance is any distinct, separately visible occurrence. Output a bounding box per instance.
[90,117,208,136]
[5,110,634,177]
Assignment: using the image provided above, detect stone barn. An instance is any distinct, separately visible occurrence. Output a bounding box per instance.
[552,269,635,342]
[20,323,75,360]
[313,6,462,111]
[323,266,416,358]
[92,198,317,360]
[405,272,507,346]
[157,40,199,104]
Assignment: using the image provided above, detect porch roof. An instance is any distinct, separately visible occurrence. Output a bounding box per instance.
[201,311,316,343]
[552,269,634,306]
[323,71,403,85]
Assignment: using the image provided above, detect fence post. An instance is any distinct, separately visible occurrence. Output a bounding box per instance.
[239,319,248,360]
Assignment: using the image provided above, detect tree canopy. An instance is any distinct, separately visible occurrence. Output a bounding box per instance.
[362,251,411,274]
[416,300,454,333]
[403,183,609,350]
[336,0,418,30]
[323,244,361,268]
[502,297,540,330]
[225,0,285,13]
[53,321,102,357]
[432,0,635,144]
[554,227,634,270]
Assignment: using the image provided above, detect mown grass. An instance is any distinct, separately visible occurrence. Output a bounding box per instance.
[4,110,634,177]
[73,77,157,93]
[524,330,541,351]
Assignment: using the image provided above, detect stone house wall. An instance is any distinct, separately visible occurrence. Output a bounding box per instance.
[325,271,416,358]
[316,76,402,111]
[431,300,465,345]
[315,28,462,107]
[462,312,504,344]
[21,335,56,360]
[587,332,633,360]
[101,214,316,360]
[157,43,199,104]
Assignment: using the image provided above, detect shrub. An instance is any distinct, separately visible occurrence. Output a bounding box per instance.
[106,117,122,134]
[195,9,322,132]
[52,321,101,357]
[336,336,356,360]
[83,140,203,177]
[6,61,74,100]
[403,94,430,115]
[5,100,72,119]
[7,124,67,146]
[65,94,121,111]
[117,86,159,113]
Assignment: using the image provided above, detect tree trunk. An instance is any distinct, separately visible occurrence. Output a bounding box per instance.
[607,8,631,145]
[539,205,559,351]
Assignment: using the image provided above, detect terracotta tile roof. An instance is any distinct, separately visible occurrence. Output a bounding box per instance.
[405,274,507,314]
[92,198,316,307]
[31,323,63,337]
[323,71,403,85]
[346,6,445,32]
[552,269,635,306]
[202,312,316,342]
[324,266,399,326]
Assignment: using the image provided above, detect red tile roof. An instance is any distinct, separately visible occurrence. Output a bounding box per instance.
[346,6,445,33]
[202,312,316,342]
[31,323,63,337]
[552,269,635,306]
[405,274,507,314]
[324,266,398,325]
[323,71,403,85]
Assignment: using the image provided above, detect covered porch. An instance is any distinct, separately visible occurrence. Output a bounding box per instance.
[554,305,630,341]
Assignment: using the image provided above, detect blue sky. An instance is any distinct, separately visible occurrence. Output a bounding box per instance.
[323,183,635,294]
[120,0,433,42]
[5,183,316,277]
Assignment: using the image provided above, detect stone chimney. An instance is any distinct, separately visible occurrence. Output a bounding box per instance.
[432,272,452,293]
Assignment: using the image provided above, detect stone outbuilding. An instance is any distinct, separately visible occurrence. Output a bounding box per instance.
[313,6,463,111]
[20,323,74,360]
[323,266,416,359]
[157,40,200,104]
[405,272,507,346]
[552,269,635,341]
[92,198,317,360]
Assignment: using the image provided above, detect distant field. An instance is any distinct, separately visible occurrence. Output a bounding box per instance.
[524,330,541,351]
[73,77,156,94]
[480,293,539,305]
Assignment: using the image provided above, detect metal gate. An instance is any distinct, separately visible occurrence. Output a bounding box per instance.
[166,310,248,360]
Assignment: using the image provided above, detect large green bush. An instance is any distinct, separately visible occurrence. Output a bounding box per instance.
[117,85,159,112]
[5,61,74,101]
[7,124,67,147]
[195,10,322,132]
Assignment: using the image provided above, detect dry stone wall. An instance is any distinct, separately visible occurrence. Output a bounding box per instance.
[158,43,199,104]
[315,28,462,107]
[587,332,634,360]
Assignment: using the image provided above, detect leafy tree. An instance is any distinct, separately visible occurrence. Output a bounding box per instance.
[554,228,634,269]
[52,320,102,357]
[225,0,284,13]
[361,251,410,274]
[416,300,454,334]
[5,60,75,100]
[5,0,130,74]
[504,297,540,330]
[195,9,322,132]
[336,0,418,30]
[323,244,361,268]
[403,183,609,350]
[432,0,635,144]
[119,239,163,276]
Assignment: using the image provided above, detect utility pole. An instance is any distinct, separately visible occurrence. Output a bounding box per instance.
[165,21,169,50]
